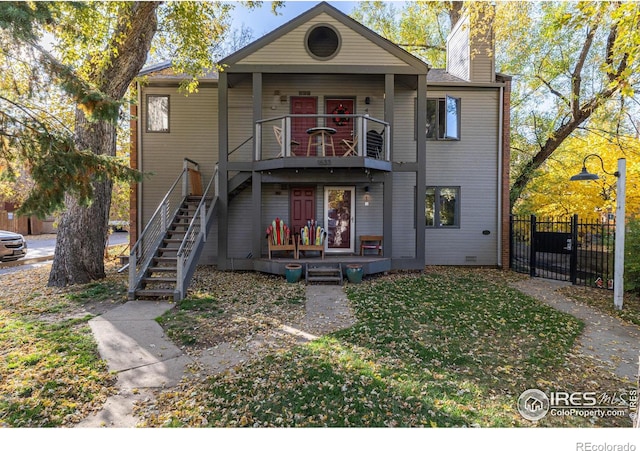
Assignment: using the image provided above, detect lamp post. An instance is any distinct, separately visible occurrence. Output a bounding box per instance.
[570,154,626,310]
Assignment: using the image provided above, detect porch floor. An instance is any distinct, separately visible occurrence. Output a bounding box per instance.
[254,254,391,277]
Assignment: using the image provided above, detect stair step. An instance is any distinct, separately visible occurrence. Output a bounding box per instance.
[148,267,177,273]
[163,238,183,244]
[307,276,342,282]
[308,267,341,274]
[153,256,177,263]
[305,264,343,285]
[142,277,177,283]
[135,289,175,299]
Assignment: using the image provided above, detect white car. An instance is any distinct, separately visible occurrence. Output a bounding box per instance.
[0,230,27,262]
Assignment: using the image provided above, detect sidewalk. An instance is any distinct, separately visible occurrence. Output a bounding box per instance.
[512,278,640,382]
[76,277,640,427]
[76,284,354,428]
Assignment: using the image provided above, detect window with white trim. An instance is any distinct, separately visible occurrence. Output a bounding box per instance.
[426,96,460,140]
[426,186,460,227]
[146,95,169,133]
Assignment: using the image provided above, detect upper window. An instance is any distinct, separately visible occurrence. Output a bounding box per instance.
[426,186,460,227]
[146,95,169,133]
[305,24,341,60]
[427,96,460,140]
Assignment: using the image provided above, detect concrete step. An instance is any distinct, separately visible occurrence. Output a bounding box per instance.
[306,264,343,285]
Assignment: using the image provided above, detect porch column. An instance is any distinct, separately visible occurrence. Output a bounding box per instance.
[415,74,427,266]
[217,71,229,269]
[383,74,395,258]
[252,73,263,260]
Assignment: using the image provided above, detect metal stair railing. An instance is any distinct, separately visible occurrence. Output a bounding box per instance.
[175,164,219,300]
[128,158,200,299]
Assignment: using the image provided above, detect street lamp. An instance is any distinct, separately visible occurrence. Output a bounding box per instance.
[570,154,627,310]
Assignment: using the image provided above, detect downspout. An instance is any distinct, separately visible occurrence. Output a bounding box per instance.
[497,85,504,267]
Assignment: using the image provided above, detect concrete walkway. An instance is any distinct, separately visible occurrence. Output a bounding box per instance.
[512,278,640,382]
[76,284,354,428]
[77,277,640,427]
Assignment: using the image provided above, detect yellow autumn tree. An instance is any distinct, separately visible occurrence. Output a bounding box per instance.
[513,130,640,220]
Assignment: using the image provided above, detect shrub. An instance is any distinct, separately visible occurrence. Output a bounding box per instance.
[624,218,640,294]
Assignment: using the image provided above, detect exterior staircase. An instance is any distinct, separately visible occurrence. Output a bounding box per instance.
[128,158,252,301]
[305,263,343,285]
[133,196,211,300]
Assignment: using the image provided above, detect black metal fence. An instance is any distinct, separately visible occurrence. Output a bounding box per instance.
[510,214,615,289]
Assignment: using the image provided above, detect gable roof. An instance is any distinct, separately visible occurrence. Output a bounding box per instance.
[221,1,429,74]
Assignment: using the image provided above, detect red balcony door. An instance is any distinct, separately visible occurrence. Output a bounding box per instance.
[290,186,316,236]
[326,99,354,156]
[290,97,317,156]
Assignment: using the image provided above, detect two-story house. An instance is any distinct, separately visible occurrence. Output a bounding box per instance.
[128,2,511,300]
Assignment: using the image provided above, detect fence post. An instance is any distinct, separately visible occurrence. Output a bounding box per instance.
[509,215,514,270]
[570,214,578,285]
[530,215,537,277]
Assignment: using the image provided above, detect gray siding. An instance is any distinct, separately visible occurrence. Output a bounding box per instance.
[469,31,495,83]
[228,84,254,162]
[425,88,500,265]
[354,184,383,238]
[393,87,417,163]
[392,172,416,259]
[261,184,291,256]
[140,86,218,228]
[227,186,253,259]
[446,16,470,81]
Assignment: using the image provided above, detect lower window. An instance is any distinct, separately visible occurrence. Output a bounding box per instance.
[426,186,460,227]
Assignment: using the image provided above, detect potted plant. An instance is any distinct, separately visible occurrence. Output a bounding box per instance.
[346,264,363,284]
[285,263,303,283]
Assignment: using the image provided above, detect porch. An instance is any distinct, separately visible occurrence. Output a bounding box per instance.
[254,114,391,171]
[254,254,391,278]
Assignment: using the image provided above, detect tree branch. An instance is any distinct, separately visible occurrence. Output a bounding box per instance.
[535,75,570,108]
[397,43,446,52]
[571,16,602,119]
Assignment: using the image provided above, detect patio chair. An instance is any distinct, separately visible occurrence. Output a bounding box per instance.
[273,126,300,157]
[341,135,358,157]
[297,220,327,259]
[266,218,297,259]
[366,129,384,159]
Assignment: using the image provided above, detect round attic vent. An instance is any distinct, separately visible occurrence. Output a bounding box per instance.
[305,24,341,60]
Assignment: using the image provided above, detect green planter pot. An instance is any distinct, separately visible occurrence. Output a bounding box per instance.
[285,264,303,283]
[346,264,363,284]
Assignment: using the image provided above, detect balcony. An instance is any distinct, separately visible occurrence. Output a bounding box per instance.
[253,114,391,172]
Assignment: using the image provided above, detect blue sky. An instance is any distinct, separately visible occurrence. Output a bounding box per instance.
[229,1,363,37]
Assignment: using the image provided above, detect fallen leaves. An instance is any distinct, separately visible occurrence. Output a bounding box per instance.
[136,268,633,428]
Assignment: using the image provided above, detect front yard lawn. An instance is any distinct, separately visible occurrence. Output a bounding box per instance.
[139,268,632,427]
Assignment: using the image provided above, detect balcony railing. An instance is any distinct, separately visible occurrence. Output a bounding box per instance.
[255,114,390,161]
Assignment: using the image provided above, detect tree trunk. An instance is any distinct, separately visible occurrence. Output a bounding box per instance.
[48,2,159,287]
[48,112,115,286]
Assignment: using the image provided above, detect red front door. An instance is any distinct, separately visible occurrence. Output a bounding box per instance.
[326,99,355,156]
[291,97,317,156]
[290,187,316,236]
